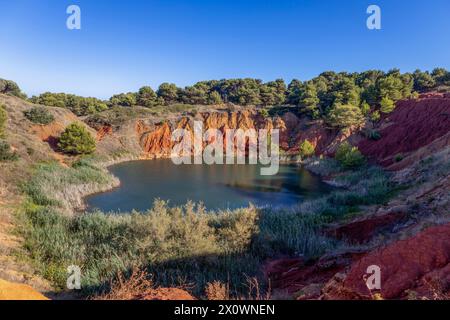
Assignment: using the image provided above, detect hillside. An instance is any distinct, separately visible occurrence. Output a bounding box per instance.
[0,90,449,300]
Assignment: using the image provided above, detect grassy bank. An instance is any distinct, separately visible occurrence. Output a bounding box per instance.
[17,157,396,298]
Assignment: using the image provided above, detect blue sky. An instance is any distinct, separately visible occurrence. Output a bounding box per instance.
[0,0,449,99]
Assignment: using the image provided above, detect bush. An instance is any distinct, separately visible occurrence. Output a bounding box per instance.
[30,93,108,116]
[0,140,19,161]
[394,154,404,162]
[58,123,96,155]
[23,107,55,125]
[0,104,6,138]
[380,97,395,114]
[299,140,315,159]
[365,129,381,141]
[335,142,366,168]
[370,110,381,123]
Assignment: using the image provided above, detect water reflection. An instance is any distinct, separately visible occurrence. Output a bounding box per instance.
[86,160,332,212]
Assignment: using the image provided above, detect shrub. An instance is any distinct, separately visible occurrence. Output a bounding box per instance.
[370,110,381,122]
[394,154,404,162]
[0,104,6,138]
[58,123,96,155]
[365,129,381,141]
[258,108,270,118]
[335,142,366,168]
[299,140,315,159]
[0,79,27,99]
[380,97,395,114]
[23,107,55,125]
[30,93,108,116]
[0,140,19,161]
[326,104,365,128]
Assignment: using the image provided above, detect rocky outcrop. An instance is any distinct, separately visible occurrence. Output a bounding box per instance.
[97,110,364,160]
[103,110,290,159]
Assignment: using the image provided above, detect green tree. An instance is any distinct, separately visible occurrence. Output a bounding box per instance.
[137,86,158,107]
[157,83,180,105]
[58,123,96,155]
[0,104,7,138]
[109,92,137,107]
[377,73,412,103]
[335,142,365,168]
[326,104,365,128]
[23,107,55,125]
[31,93,108,116]
[413,70,436,91]
[370,110,381,123]
[208,91,223,105]
[259,84,277,106]
[299,82,320,118]
[299,140,315,159]
[431,68,450,86]
[181,85,208,105]
[0,79,27,99]
[286,79,303,105]
[380,97,395,114]
[330,77,361,108]
[360,101,371,116]
[267,79,286,105]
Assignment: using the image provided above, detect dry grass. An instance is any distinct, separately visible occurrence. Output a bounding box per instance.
[96,268,154,300]
[205,281,230,300]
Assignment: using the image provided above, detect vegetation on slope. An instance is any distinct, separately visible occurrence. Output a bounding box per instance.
[18,155,395,298]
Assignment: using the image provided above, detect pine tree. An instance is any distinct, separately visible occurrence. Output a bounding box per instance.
[299,140,315,159]
[299,82,320,118]
[58,123,96,155]
[326,104,365,128]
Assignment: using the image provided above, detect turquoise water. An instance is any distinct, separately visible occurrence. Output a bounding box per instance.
[86,159,331,212]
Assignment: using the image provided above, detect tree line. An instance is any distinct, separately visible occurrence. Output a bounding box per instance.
[3,68,449,120]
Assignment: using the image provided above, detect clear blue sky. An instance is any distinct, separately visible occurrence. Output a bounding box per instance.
[0,0,449,99]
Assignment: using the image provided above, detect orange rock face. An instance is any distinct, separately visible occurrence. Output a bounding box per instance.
[135,111,288,158]
[0,279,48,300]
[96,125,113,141]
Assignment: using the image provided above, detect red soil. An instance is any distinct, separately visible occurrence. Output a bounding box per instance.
[267,223,450,300]
[265,252,365,298]
[326,207,407,244]
[358,95,450,166]
[327,223,450,299]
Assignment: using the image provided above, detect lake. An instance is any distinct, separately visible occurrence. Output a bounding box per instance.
[86,159,331,212]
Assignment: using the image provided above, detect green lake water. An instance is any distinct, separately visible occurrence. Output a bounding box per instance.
[86,159,332,212]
